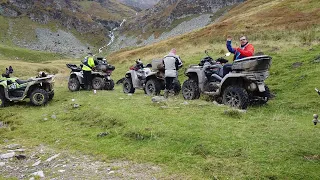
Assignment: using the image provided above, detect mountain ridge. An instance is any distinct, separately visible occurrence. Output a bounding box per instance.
[124,0,244,33]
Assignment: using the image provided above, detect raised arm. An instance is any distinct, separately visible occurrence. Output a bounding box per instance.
[226,40,236,54]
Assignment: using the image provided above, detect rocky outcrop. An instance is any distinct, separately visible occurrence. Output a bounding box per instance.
[125,0,245,32]
[110,14,212,51]
[0,0,137,55]
[13,28,91,58]
[0,0,104,33]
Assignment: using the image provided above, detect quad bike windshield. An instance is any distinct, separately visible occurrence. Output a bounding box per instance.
[232,55,272,72]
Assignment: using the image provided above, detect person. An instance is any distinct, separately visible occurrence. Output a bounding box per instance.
[134,59,144,70]
[163,48,183,98]
[223,35,255,76]
[82,52,95,90]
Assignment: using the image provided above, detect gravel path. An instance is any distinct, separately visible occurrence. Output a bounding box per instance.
[0,143,163,179]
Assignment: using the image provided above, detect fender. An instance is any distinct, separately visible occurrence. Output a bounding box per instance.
[70,72,83,84]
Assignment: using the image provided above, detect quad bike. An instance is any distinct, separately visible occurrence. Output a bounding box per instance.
[182,50,272,109]
[0,66,55,107]
[67,57,115,91]
[122,59,181,96]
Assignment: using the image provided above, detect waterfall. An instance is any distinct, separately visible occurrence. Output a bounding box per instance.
[99,19,126,53]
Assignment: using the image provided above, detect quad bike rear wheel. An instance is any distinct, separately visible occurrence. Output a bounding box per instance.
[0,94,6,107]
[182,79,200,100]
[222,86,249,109]
[105,79,114,90]
[30,89,49,106]
[145,79,161,96]
[92,77,105,90]
[68,77,80,91]
[123,78,135,94]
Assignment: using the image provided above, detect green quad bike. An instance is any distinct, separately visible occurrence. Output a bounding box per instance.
[0,66,55,107]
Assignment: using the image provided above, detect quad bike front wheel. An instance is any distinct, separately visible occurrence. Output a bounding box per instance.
[182,79,200,100]
[145,79,161,96]
[222,86,249,109]
[68,77,80,91]
[30,89,49,106]
[123,78,135,94]
[105,79,114,90]
[92,77,105,90]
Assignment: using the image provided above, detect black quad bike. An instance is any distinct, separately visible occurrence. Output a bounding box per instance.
[67,57,115,91]
[182,51,272,109]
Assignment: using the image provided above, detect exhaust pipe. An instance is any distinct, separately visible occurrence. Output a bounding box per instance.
[204,89,220,96]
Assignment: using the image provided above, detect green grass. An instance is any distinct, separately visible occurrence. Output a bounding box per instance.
[1,0,320,178]
[0,44,64,63]
[1,42,320,179]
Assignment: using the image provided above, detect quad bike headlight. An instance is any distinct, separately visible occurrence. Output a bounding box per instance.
[248,83,257,91]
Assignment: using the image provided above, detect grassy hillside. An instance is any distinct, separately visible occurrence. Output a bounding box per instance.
[1,0,320,179]
[1,43,320,178]
[110,0,319,62]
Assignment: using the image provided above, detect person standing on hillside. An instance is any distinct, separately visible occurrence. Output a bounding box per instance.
[163,48,183,98]
[223,35,255,76]
[82,52,95,90]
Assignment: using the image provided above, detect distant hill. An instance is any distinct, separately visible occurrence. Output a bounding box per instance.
[0,0,136,55]
[110,0,320,62]
[124,0,244,33]
[117,0,160,10]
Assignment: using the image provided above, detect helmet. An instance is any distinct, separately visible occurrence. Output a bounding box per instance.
[136,59,142,64]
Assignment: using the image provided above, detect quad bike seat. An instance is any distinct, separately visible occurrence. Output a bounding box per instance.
[16,79,32,84]
[66,64,82,72]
